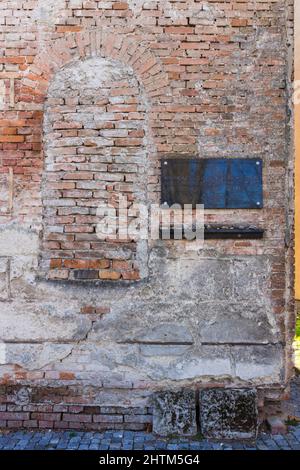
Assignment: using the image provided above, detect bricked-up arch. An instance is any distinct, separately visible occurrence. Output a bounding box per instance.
[24,31,168,281]
[40,56,151,281]
[25,30,169,103]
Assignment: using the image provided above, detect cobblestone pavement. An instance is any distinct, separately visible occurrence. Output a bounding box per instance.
[0,427,300,450]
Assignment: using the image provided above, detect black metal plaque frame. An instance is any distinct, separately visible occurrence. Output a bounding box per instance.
[161,158,263,209]
[159,225,264,240]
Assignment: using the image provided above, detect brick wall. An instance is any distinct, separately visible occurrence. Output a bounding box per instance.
[0,402,152,431]
[0,0,295,433]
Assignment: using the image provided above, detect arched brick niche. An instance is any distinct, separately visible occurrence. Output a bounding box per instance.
[40,56,150,281]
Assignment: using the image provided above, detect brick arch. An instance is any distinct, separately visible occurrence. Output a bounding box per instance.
[24,30,169,103]
[35,34,165,282]
[40,55,151,282]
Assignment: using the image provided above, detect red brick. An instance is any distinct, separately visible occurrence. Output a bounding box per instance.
[50,259,62,269]
[0,120,26,127]
[31,413,61,421]
[38,421,54,428]
[62,414,92,423]
[164,26,194,34]
[231,19,248,27]
[0,57,26,64]
[64,259,109,269]
[54,421,70,429]
[59,372,75,380]
[122,271,140,280]
[112,260,132,271]
[23,420,38,428]
[7,421,22,428]
[0,136,24,143]
[81,306,96,314]
[99,270,122,280]
[93,414,123,423]
[115,138,142,146]
[112,2,128,9]
[0,412,29,420]
[56,26,83,33]
[63,172,93,180]
[0,127,17,135]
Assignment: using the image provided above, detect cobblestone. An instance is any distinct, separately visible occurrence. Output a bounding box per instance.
[0,426,299,450]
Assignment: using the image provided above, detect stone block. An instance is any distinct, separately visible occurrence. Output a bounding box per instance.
[3,343,73,370]
[200,388,258,439]
[233,345,283,382]
[152,389,197,437]
[140,344,192,356]
[231,258,270,301]
[155,346,232,381]
[266,416,287,435]
[0,304,92,342]
[198,303,275,344]
[119,323,193,344]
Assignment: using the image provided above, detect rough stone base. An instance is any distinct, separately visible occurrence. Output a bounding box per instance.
[0,384,289,438]
[152,390,197,437]
[200,388,258,439]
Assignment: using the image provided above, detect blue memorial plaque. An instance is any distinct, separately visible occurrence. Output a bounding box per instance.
[161,158,263,209]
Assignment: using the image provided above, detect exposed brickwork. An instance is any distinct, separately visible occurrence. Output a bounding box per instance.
[0,404,152,431]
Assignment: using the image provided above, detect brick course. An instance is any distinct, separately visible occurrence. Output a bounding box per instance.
[0,393,152,431]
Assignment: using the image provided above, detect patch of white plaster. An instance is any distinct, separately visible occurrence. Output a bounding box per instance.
[32,0,66,25]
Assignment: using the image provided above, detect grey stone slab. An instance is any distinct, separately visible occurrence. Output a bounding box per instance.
[4,343,73,370]
[232,344,283,382]
[200,388,258,439]
[198,303,275,344]
[231,258,270,301]
[119,323,194,345]
[140,344,192,357]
